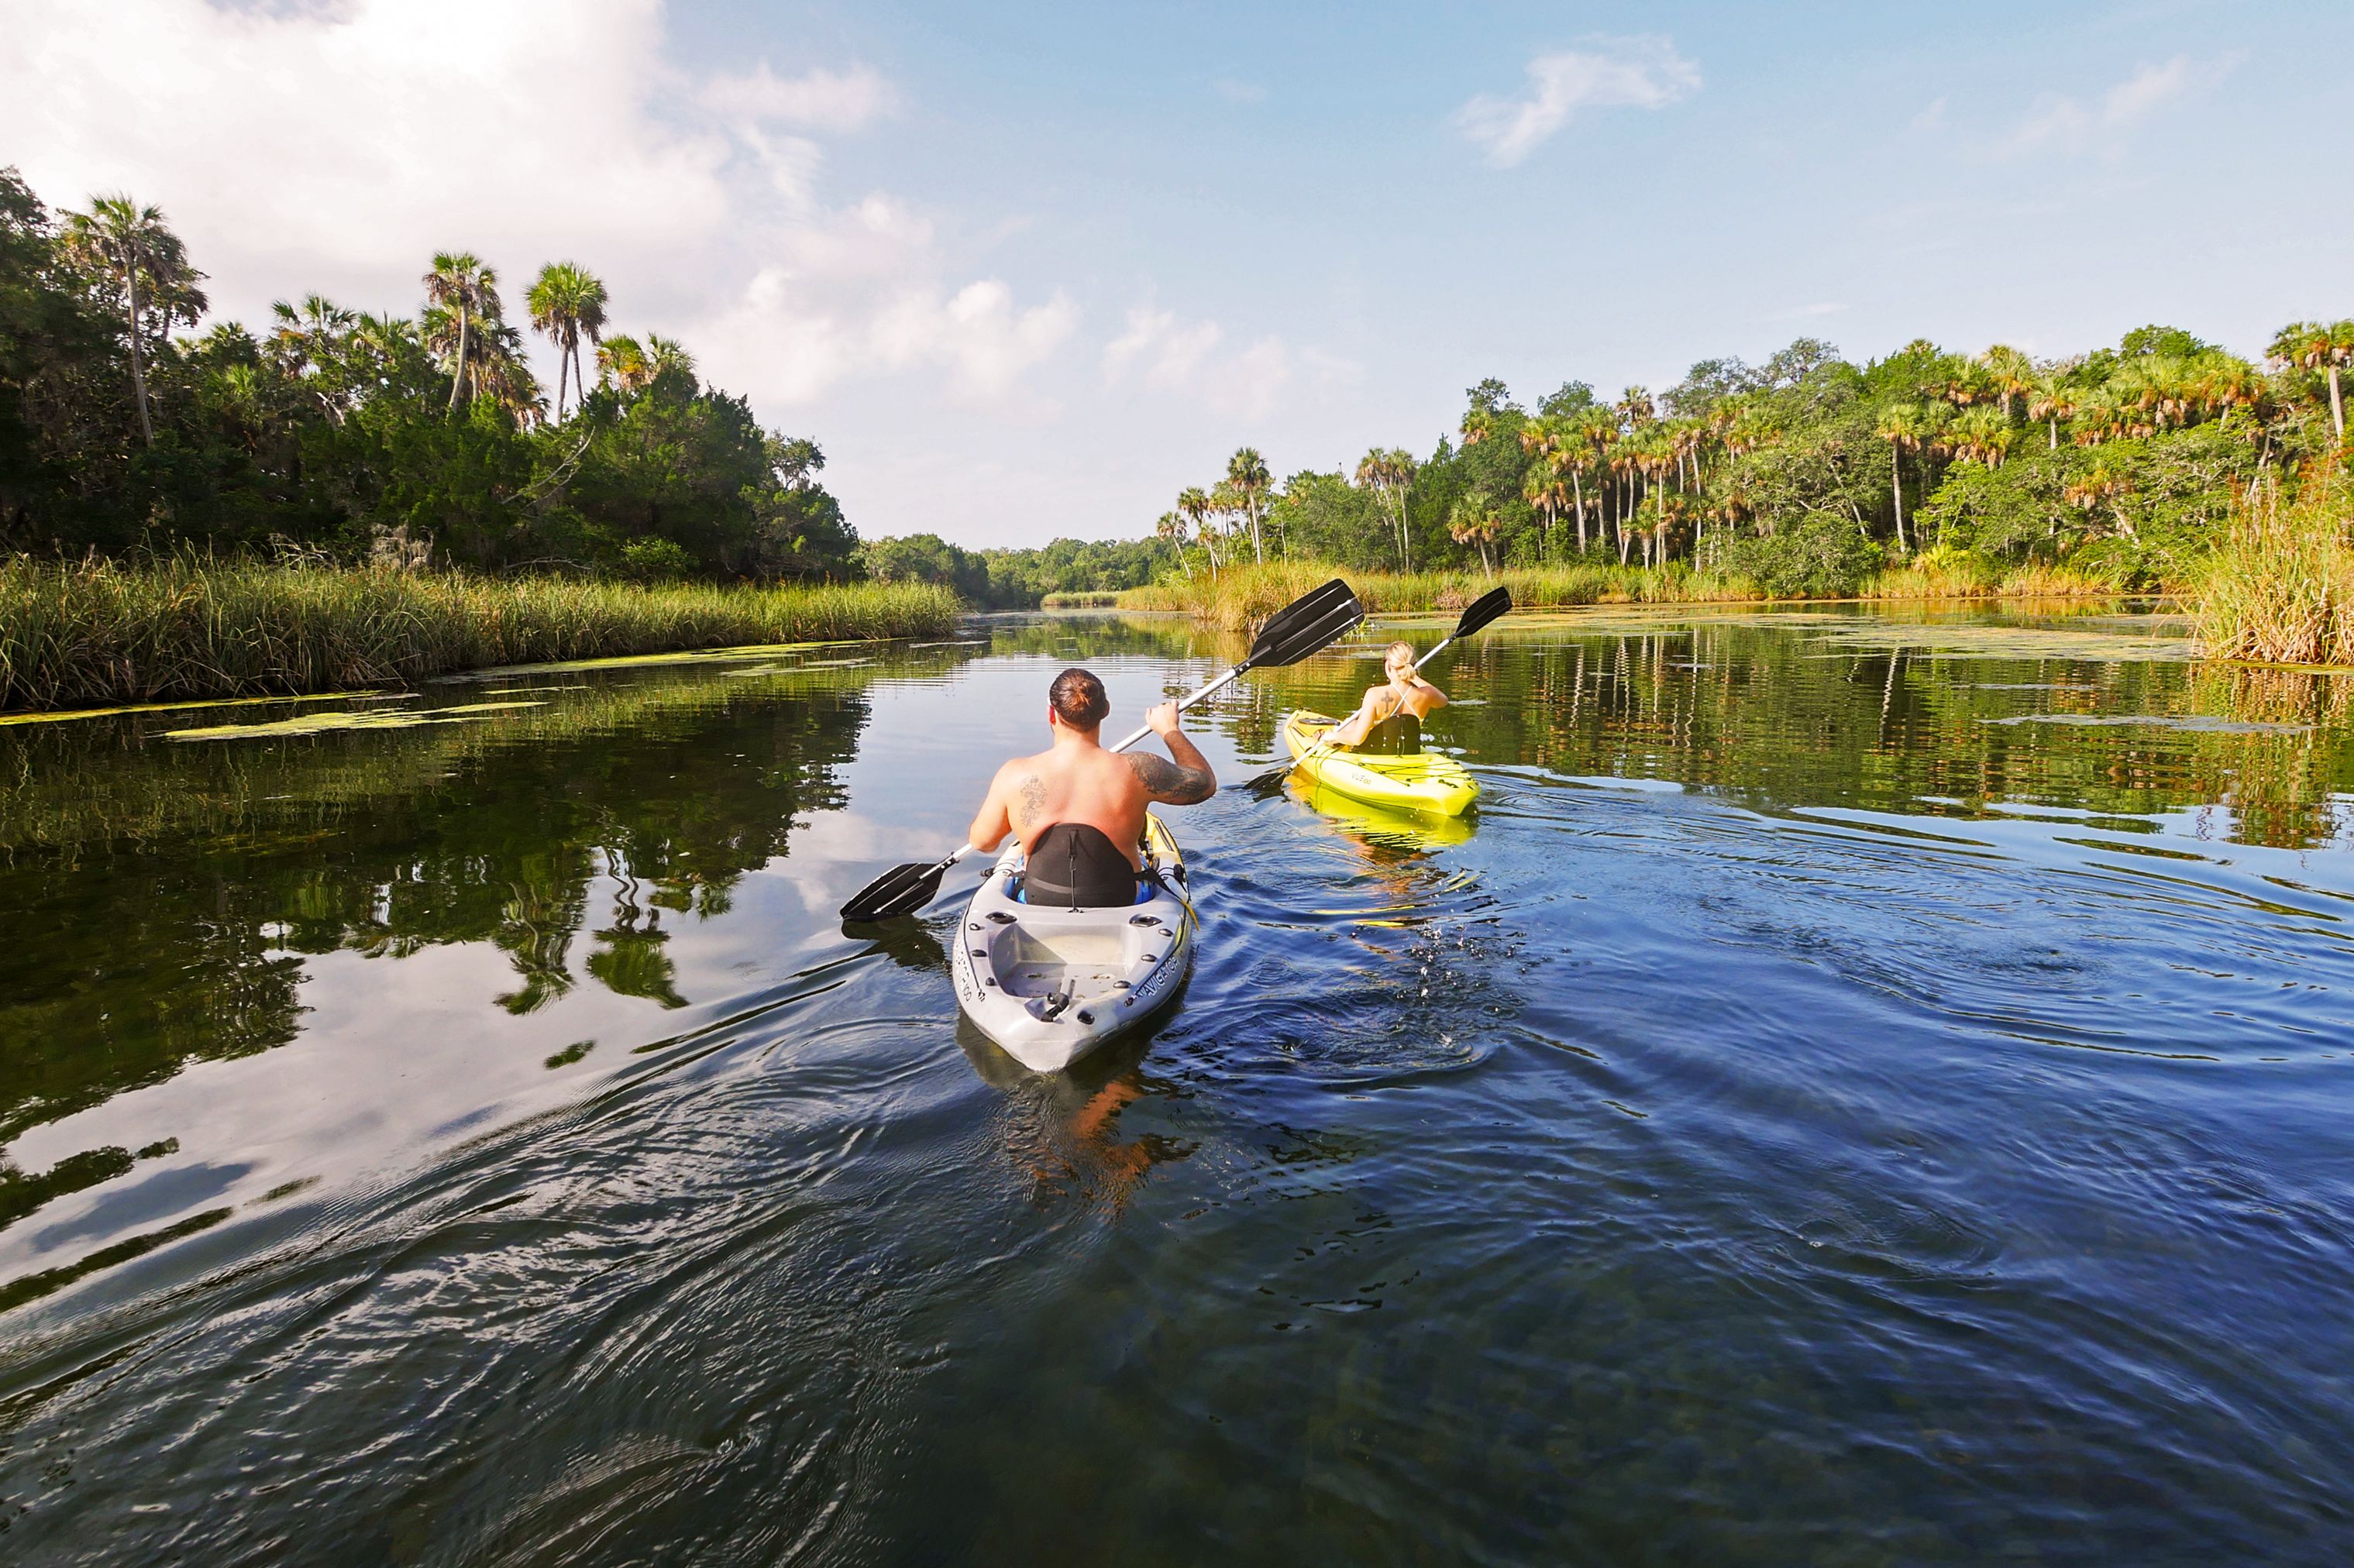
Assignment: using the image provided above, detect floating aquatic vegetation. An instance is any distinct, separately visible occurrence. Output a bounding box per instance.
[1981,714,2309,734]
[0,690,386,728]
[168,701,545,742]
[444,640,861,680]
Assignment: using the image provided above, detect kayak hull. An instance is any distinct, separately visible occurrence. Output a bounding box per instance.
[1282,710,1478,817]
[952,813,1196,1072]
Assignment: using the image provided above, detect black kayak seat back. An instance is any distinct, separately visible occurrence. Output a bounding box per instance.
[1351,710,1422,755]
[1017,822,1148,910]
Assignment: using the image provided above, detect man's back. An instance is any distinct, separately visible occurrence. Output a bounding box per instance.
[967,668,1217,903]
[992,739,1152,865]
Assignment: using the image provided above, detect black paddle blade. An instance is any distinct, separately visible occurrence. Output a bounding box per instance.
[1451,585,1513,642]
[839,860,947,922]
[1244,578,1365,669]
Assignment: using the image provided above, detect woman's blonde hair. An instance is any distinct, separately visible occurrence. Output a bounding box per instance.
[1385,640,1416,665]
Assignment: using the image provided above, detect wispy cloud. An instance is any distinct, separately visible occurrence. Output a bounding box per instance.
[1767,301,1847,322]
[1455,36,1700,167]
[1103,306,1223,388]
[2002,54,2229,156]
[1210,79,1266,105]
[700,62,897,132]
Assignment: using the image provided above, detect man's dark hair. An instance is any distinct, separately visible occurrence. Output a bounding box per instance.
[1049,667,1109,730]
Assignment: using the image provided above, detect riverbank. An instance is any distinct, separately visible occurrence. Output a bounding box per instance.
[0,559,960,712]
[2191,492,2354,667]
[1117,559,2129,633]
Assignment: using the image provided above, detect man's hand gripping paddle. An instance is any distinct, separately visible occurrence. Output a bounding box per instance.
[839,578,1366,922]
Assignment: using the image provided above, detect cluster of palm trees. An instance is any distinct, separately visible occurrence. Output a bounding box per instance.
[421,252,637,422]
[1153,447,1274,578]
[1467,386,1782,569]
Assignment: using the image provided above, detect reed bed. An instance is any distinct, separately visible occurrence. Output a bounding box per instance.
[1119,562,1762,632]
[1038,591,1122,608]
[2192,491,2354,666]
[0,558,961,711]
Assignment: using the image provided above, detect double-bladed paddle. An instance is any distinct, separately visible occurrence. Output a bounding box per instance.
[1258,584,1513,787]
[839,577,1366,922]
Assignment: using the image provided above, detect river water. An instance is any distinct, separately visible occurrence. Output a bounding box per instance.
[2,605,2352,1563]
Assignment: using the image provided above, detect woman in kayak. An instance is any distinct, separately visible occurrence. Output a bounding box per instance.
[1324,640,1447,755]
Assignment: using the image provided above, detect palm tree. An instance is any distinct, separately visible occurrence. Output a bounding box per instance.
[2268,320,2354,444]
[1227,447,1271,562]
[644,333,696,388]
[597,335,652,393]
[1979,345,2033,418]
[62,194,206,446]
[2064,463,2134,538]
[1874,402,1927,552]
[1447,497,1499,578]
[1155,511,1192,578]
[268,294,357,425]
[2026,373,2078,449]
[422,252,497,410]
[1952,407,2016,469]
[526,261,610,420]
[1352,449,1416,572]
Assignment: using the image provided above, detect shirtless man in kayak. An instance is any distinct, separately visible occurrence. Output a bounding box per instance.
[967,668,1217,907]
[1324,639,1447,752]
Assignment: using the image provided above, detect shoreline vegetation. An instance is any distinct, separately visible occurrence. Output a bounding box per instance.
[5,164,2352,690]
[1108,558,2133,632]
[0,558,955,712]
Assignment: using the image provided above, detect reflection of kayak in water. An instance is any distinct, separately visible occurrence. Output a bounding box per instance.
[952,812,1196,1074]
[1288,775,1475,849]
[1282,710,1478,817]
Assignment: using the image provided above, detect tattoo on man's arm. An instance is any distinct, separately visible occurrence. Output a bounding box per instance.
[1015,775,1048,827]
[1127,752,1214,803]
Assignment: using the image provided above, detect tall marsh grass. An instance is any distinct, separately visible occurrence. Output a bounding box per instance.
[1119,562,1761,632]
[0,558,961,711]
[2193,490,2354,666]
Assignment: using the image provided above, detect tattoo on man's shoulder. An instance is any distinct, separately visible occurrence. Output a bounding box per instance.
[1127,751,1214,803]
[1015,775,1048,827]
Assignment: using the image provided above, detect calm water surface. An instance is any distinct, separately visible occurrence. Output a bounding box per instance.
[3,605,2352,1563]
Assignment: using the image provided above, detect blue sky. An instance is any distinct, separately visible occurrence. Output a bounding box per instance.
[5,1,2348,545]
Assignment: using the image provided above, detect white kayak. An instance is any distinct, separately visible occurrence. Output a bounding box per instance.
[952,813,1197,1072]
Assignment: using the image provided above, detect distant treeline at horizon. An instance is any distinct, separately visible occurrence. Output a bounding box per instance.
[1123,321,2352,600]
[4,166,2345,609]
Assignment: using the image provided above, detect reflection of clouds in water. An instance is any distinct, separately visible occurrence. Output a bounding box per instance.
[0,941,615,1274]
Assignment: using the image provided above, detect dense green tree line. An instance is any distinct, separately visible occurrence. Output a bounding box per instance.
[1159,324,2352,595]
[0,170,859,580]
[856,531,1175,609]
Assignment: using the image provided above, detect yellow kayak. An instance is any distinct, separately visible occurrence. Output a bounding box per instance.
[1289,775,1475,849]
[1282,710,1478,817]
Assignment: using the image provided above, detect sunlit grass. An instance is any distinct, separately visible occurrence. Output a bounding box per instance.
[1118,561,1762,631]
[2192,488,2354,666]
[0,558,960,711]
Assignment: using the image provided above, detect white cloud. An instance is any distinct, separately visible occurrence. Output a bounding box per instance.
[2003,55,2225,156]
[871,281,1079,404]
[1097,306,1316,419]
[0,0,1086,428]
[1768,301,1847,322]
[2,0,732,317]
[1211,79,1268,105]
[1456,36,1701,167]
[701,62,897,131]
[1103,307,1224,388]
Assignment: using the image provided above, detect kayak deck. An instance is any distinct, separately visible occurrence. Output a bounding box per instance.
[1282,710,1478,817]
[952,813,1196,1072]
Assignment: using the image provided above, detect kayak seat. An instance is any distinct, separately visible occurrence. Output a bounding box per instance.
[1351,710,1422,755]
[1018,822,1148,910]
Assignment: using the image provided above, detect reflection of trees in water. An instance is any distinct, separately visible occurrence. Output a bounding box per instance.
[1208,621,2353,852]
[0,673,874,1161]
